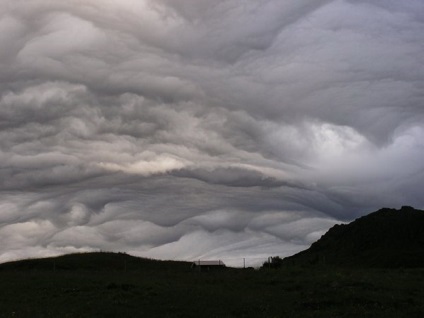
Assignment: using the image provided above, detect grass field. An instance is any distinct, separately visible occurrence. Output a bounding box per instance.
[0,253,423,317]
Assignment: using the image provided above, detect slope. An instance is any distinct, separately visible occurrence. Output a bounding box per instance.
[283,206,424,268]
[0,251,189,271]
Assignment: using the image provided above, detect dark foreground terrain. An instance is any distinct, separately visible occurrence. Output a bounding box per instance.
[0,252,424,318]
[283,206,424,268]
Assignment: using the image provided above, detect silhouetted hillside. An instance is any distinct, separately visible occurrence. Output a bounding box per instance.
[0,252,189,271]
[284,206,424,268]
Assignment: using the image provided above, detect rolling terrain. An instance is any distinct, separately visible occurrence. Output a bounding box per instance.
[1,206,424,317]
[283,206,424,268]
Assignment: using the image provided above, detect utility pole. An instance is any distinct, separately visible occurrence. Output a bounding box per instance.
[243,258,245,269]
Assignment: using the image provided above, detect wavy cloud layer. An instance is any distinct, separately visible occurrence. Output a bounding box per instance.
[1,0,423,264]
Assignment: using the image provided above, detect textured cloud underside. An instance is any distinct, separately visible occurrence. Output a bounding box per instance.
[1,0,424,265]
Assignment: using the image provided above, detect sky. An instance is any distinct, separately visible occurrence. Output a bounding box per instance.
[1,0,424,266]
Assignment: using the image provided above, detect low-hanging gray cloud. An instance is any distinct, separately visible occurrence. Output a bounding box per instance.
[1,0,424,265]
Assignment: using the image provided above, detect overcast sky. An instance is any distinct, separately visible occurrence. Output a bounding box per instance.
[1,0,423,266]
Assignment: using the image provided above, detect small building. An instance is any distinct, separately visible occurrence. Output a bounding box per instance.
[191,260,226,271]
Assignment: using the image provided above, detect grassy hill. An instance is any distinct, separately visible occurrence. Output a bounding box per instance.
[1,253,424,317]
[2,208,424,317]
[283,206,424,268]
[0,251,189,272]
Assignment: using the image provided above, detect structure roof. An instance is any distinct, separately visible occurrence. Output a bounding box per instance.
[192,260,225,266]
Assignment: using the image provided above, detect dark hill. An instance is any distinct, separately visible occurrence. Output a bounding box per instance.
[0,252,190,271]
[283,206,424,268]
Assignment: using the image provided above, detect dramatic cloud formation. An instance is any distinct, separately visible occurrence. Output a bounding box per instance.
[1,0,423,266]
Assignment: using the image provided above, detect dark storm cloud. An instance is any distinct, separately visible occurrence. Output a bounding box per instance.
[1,0,423,264]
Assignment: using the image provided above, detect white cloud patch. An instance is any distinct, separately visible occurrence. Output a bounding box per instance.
[98,155,187,176]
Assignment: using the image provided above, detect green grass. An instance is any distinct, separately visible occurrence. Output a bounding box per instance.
[1,253,424,317]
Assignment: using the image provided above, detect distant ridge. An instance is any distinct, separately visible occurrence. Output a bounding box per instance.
[0,252,189,271]
[283,206,424,268]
